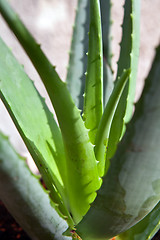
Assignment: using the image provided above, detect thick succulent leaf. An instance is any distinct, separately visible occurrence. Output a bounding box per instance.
[103,60,114,107]
[95,69,130,177]
[76,45,160,239]
[83,0,103,144]
[102,81,128,176]
[0,0,101,224]
[66,0,114,111]
[0,37,74,225]
[0,132,70,240]
[117,201,160,240]
[100,0,114,107]
[66,0,89,111]
[100,0,112,68]
[97,0,140,176]
[116,0,140,124]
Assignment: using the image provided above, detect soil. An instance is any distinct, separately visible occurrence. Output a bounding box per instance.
[0,200,160,240]
[0,200,31,240]
[154,230,160,240]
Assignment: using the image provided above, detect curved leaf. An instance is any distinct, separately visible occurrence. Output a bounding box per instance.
[83,0,103,144]
[0,132,70,240]
[0,37,73,224]
[95,69,130,177]
[100,0,112,69]
[116,0,140,124]
[0,0,101,224]
[100,0,114,107]
[96,0,140,177]
[103,0,141,175]
[66,0,89,111]
[103,61,114,108]
[77,45,160,239]
[66,0,114,111]
[117,201,160,240]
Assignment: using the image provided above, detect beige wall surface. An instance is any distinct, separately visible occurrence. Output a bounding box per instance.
[0,0,160,171]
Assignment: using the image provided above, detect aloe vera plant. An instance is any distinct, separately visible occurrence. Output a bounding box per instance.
[0,0,159,239]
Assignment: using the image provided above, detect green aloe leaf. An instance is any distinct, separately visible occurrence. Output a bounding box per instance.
[105,0,140,171]
[100,0,114,108]
[95,0,140,177]
[100,0,112,69]
[103,61,114,107]
[0,0,101,224]
[0,132,69,240]
[116,0,140,125]
[66,0,114,111]
[0,37,73,225]
[66,0,89,111]
[117,201,160,240]
[83,0,103,144]
[76,45,160,239]
[95,68,130,177]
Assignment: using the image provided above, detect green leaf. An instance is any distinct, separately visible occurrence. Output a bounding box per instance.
[96,0,140,177]
[100,0,114,107]
[66,0,89,111]
[0,132,70,240]
[83,0,103,144]
[116,0,140,125]
[0,37,73,224]
[76,45,160,239]
[95,69,130,177]
[102,81,129,176]
[0,0,101,224]
[100,0,112,69]
[103,61,114,107]
[66,0,114,111]
[117,201,160,240]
